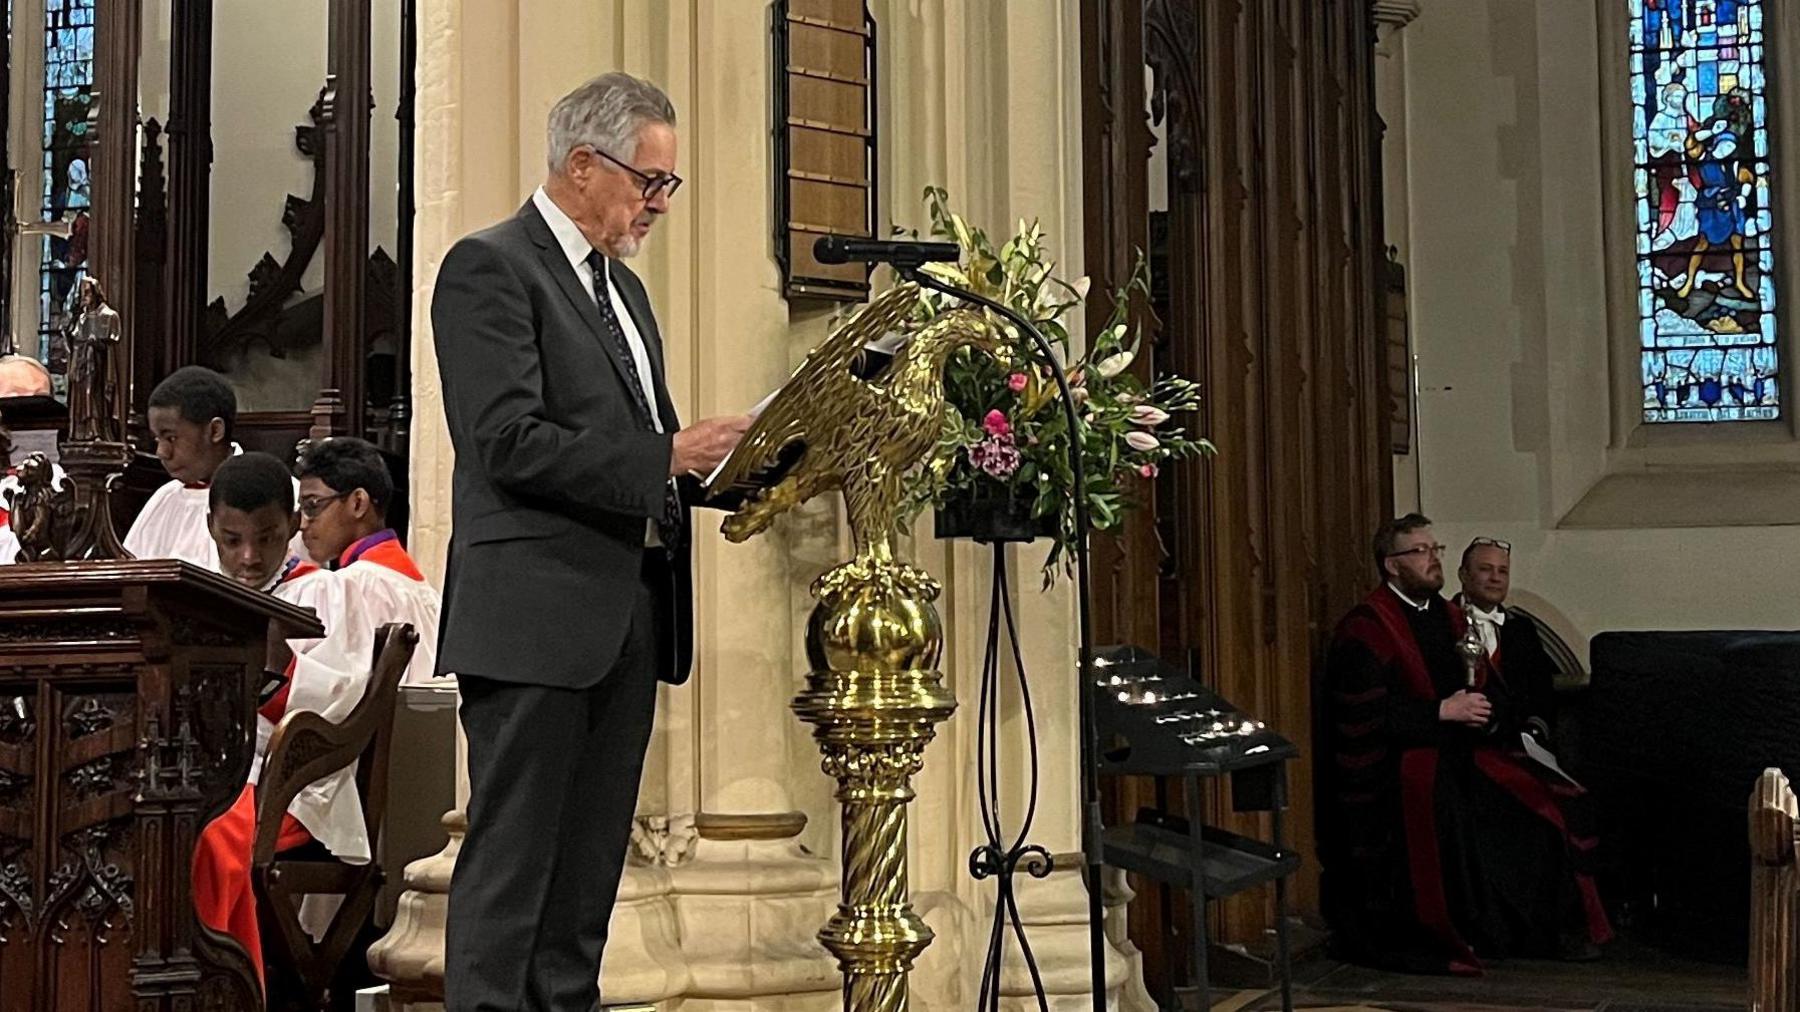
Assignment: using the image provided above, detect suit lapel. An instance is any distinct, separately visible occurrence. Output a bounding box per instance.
[519,201,641,398]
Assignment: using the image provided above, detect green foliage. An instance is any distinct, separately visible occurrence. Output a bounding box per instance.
[892,187,1216,583]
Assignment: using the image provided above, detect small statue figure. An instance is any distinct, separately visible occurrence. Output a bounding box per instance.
[63,276,122,444]
[5,452,73,562]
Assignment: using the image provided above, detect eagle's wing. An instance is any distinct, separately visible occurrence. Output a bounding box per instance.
[707,282,920,492]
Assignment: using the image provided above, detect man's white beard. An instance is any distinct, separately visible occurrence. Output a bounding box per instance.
[612,234,643,258]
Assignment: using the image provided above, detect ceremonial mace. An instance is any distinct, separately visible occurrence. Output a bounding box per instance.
[1457,618,1485,690]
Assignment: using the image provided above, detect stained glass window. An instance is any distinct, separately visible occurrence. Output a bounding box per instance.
[1632,0,1778,422]
[36,0,92,370]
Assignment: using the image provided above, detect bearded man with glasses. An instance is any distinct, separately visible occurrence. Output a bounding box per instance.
[1319,513,1611,974]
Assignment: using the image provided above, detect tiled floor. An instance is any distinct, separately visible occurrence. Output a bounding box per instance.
[1199,937,1745,1012]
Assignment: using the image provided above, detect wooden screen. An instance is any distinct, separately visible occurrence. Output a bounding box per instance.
[774,0,875,301]
[1084,0,1394,995]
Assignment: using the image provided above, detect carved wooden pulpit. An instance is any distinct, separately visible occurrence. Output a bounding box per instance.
[0,559,322,1009]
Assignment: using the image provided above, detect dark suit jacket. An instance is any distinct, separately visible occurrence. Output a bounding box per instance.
[1496,608,1557,736]
[432,200,693,688]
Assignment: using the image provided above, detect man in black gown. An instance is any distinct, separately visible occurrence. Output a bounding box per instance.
[1319,514,1610,975]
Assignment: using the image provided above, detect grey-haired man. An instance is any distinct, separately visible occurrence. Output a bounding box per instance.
[433,72,749,1010]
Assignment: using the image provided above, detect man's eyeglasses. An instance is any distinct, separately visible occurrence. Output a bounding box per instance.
[298,491,351,520]
[1470,536,1512,553]
[1386,543,1447,560]
[587,145,683,200]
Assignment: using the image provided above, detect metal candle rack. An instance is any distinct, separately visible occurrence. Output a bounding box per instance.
[1091,645,1299,1012]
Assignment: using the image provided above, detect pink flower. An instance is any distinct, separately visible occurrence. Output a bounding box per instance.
[1138,463,1159,479]
[1008,372,1030,393]
[983,409,1012,437]
[968,436,1022,478]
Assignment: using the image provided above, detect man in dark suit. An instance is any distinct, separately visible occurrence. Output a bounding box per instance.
[432,72,749,1011]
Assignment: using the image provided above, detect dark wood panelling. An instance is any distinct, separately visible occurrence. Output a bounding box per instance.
[1085,0,1392,994]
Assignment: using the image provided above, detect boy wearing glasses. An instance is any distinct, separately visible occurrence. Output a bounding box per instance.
[294,436,440,686]
[1320,513,1609,974]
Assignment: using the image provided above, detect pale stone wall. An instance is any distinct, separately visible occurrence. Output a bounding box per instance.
[1380,0,1800,658]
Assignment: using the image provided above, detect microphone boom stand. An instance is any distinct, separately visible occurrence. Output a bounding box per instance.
[896,260,1109,1011]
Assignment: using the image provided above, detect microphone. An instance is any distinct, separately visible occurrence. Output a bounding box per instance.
[813,234,961,267]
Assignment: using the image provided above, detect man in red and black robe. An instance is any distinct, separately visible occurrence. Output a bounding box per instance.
[1319,514,1611,975]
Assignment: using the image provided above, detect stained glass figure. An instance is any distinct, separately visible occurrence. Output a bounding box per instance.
[1631,0,1779,422]
[36,0,93,375]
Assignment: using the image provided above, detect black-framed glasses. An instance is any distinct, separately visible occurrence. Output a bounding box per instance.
[1470,536,1512,553]
[1386,543,1447,560]
[298,491,351,520]
[587,145,683,200]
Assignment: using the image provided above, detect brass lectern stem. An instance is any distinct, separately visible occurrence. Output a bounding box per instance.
[710,284,1000,1008]
[795,564,956,1012]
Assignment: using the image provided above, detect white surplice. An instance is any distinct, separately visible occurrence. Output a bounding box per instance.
[337,558,442,686]
[124,444,303,567]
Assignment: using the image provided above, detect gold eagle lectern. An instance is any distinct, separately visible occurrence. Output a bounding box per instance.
[709,282,1004,1011]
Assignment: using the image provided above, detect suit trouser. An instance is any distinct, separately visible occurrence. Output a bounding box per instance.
[444,561,664,1012]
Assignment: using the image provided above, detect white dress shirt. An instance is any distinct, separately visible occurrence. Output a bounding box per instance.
[1463,599,1506,659]
[531,186,663,431]
[1386,583,1432,612]
[532,186,671,545]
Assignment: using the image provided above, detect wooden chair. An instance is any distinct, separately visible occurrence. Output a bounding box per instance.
[253,622,420,1011]
[1750,767,1800,1012]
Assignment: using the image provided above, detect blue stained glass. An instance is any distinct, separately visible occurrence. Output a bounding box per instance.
[1630,0,1780,423]
[37,0,94,373]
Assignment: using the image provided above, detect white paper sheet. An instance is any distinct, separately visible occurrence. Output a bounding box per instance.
[1519,731,1583,790]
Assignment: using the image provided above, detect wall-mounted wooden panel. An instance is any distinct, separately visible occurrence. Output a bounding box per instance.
[774,0,875,301]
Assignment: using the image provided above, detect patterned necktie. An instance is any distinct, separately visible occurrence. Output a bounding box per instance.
[586,251,683,548]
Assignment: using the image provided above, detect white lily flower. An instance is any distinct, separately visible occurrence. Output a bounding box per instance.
[1095,350,1135,378]
[1125,431,1160,453]
[1130,405,1170,427]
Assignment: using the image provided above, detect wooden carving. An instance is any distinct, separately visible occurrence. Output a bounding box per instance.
[1751,767,1800,1012]
[5,455,77,562]
[64,276,124,444]
[1145,0,1204,193]
[4,449,132,564]
[199,94,327,370]
[133,118,168,418]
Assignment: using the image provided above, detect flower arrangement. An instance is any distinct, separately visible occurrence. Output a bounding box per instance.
[893,186,1214,579]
